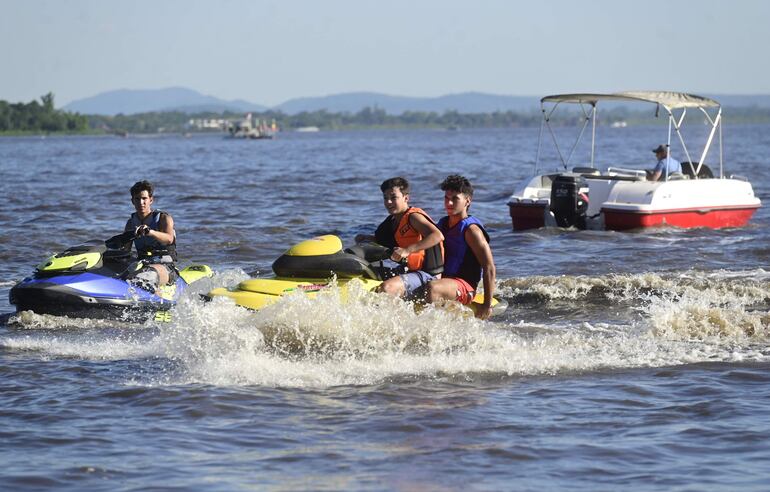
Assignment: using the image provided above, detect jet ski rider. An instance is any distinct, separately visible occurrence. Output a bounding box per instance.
[122,180,178,293]
[427,175,496,320]
[355,176,444,300]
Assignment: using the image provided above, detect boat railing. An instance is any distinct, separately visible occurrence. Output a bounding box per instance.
[606,167,647,180]
[572,166,601,176]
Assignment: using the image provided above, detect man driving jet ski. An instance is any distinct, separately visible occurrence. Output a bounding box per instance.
[108,180,178,293]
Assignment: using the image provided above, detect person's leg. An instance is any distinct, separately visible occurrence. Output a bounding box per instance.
[400,271,434,301]
[427,277,474,305]
[380,271,435,300]
[129,265,160,293]
[427,278,461,303]
[150,264,170,286]
[379,276,406,297]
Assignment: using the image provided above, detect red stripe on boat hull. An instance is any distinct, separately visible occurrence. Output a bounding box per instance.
[602,206,759,231]
[508,203,546,230]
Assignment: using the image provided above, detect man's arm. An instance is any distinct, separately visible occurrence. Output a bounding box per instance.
[648,160,664,181]
[146,213,175,245]
[391,213,444,261]
[465,224,495,320]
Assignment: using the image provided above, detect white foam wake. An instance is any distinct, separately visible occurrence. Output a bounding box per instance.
[2,269,767,388]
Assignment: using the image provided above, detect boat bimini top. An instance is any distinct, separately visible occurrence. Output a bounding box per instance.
[535,91,724,180]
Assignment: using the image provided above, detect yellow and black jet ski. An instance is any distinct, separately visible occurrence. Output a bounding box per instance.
[207,235,507,317]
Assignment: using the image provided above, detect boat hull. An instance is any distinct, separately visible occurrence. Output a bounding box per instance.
[508,201,547,231]
[602,205,759,230]
[508,174,761,231]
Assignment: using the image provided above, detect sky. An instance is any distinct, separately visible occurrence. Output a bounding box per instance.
[2,0,769,107]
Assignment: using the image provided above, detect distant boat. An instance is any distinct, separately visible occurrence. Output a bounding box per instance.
[226,114,277,139]
[295,126,320,133]
[610,120,627,128]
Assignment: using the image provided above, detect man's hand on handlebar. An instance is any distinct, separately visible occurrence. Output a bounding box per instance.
[391,247,409,263]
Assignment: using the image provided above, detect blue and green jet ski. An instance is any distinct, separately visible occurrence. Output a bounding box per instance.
[9,237,212,322]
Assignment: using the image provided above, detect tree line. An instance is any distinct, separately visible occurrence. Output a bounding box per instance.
[0,93,88,133]
[85,106,547,134]
[86,105,770,134]
[3,93,770,135]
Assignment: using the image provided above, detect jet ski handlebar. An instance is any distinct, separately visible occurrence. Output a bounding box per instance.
[104,230,139,250]
[345,241,406,264]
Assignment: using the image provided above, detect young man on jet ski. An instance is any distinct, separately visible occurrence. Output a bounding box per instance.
[426,175,496,320]
[355,177,444,300]
[121,180,178,293]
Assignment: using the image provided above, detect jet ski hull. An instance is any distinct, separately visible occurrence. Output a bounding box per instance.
[10,265,213,322]
[209,276,508,318]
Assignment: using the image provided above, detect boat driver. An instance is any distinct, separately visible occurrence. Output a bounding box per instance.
[355,176,444,300]
[122,180,178,293]
[648,144,681,181]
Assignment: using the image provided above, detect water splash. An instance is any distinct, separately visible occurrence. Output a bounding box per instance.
[2,269,768,388]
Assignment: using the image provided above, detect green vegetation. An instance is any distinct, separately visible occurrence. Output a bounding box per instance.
[87,106,770,134]
[83,107,544,134]
[280,107,546,130]
[0,93,88,134]
[3,93,770,136]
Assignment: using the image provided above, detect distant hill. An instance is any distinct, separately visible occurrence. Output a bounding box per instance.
[274,91,540,115]
[63,87,267,115]
[62,87,770,116]
[272,92,770,115]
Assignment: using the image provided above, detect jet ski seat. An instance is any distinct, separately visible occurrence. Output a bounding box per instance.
[272,251,380,280]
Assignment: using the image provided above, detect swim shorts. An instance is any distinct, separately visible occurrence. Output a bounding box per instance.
[447,277,475,305]
[399,270,436,300]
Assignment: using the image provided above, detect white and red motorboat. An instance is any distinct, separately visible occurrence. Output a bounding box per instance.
[507,92,761,231]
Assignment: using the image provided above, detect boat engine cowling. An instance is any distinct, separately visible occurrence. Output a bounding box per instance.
[550,174,588,229]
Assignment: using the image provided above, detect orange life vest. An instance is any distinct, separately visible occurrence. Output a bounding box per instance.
[395,207,442,272]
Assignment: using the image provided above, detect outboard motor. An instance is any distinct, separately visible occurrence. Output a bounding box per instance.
[550,174,588,229]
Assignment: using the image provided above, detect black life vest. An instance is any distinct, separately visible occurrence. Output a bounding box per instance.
[127,210,177,262]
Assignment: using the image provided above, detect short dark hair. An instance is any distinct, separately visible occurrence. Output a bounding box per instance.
[380,177,410,195]
[130,180,154,198]
[440,175,473,198]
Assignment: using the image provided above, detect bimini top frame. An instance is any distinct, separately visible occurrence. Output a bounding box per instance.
[534,91,723,180]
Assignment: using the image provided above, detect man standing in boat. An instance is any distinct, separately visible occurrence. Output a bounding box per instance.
[355,177,444,300]
[427,175,496,320]
[113,180,178,293]
[648,144,681,181]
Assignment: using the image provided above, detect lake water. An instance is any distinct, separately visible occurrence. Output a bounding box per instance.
[1,126,769,491]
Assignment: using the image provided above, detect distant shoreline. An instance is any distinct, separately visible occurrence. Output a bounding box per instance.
[4,101,770,136]
[5,119,770,138]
